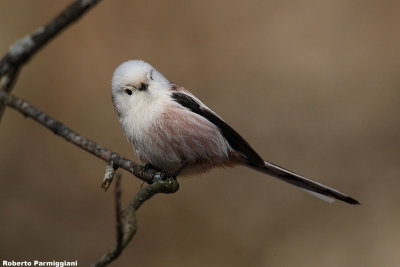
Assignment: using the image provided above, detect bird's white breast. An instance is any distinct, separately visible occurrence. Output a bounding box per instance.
[117,89,234,174]
[118,89,168,160]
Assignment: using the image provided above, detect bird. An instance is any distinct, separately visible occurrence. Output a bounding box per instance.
[111,60,359,205]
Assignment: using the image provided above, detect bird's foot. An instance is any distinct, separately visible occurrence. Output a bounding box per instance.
[151,163,188,182]
[144,163,178,182]
[153,169,181,182]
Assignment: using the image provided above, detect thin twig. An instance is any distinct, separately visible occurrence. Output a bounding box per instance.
[0,67,20,92]
[0,91,161,183]
[0,67,20,122]
[0,0,102,122]
[114,174,123,253]
[92,178,179,267]
[0,0,102,76]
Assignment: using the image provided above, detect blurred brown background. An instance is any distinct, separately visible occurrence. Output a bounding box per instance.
[1,0,399,266]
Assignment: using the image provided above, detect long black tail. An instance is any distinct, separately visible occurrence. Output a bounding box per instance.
[249,161,359,205]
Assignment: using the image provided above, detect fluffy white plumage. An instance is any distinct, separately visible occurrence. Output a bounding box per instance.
[112,60,233,174]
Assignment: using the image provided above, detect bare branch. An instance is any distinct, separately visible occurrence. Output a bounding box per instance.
[0,91,163,184]
[0,0,102,76]
[92,177,179,267]
[0,0,102,122]
[0,67,20,92]
[114,174,123,253]
[0,67,20,121]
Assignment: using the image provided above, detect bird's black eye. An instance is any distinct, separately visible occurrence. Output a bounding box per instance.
[125,89,132,95]
[139,83,148,91]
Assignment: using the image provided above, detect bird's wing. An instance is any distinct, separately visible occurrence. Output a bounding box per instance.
[170,86,264,166]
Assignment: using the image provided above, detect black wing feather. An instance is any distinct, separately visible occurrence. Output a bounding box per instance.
[171,91,264,166]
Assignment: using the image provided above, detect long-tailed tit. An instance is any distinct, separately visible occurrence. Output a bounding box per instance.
[111,60,359,205]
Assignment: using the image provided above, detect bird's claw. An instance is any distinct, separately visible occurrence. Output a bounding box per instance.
[148,163,187,183]
[153,170,178,182]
